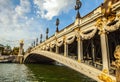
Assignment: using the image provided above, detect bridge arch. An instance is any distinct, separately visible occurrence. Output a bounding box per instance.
[24,53,54,64]
[24,50,115,81]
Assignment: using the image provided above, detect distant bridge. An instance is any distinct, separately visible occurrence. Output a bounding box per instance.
[23,1,120,82]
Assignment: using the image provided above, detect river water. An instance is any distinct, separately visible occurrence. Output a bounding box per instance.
[0,64,96,82]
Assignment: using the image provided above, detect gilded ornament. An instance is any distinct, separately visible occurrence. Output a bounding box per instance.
[95,18,107,35]
[114,45,120,82]
[74,27,80,31]
[95,18,104,31]
[63,36,66,42]
[102,0,113,17]
[114,45,120,59]
[98,69,114,82]
[114,45,120,68]
[107,14,116,23]
[117,14,120,19]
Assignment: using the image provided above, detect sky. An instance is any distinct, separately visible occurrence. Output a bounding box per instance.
[0,0,104,50]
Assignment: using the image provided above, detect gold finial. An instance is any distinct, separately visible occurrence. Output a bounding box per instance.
[20,39,24,44]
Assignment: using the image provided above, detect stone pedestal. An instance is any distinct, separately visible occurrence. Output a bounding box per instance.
[17,55,23,64]
[17,40,24,64]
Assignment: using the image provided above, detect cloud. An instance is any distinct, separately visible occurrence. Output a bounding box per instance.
[0,0,44,50]
[0,0,103,51]
[34,0,75,20]
[0,0,76,50]
[15,0,31,16]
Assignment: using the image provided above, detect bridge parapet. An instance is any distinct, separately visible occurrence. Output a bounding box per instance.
[30,1,120,51]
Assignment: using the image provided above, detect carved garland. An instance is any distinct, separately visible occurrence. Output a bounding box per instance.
[95,14,120,33]
[105,15,120,32]
[56,40,63,47]
[66,35,75,44]
[46,44,50,50]
[50,42,56,48]
[80,27,97,40]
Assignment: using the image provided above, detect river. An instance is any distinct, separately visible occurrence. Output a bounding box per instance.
[0,64,96,82]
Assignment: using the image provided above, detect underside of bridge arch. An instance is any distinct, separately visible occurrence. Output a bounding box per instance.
[68,37,78,59]
[24,53,55,64]
[83,31,102,69]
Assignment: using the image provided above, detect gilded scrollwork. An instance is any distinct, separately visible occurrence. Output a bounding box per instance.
[95,13,120,34]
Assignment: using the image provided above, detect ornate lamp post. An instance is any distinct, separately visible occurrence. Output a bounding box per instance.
[75,0,82,18]
[46,28,49,39]
[56,18,59,32]
[31,43,33,48]
[36,38,38,46]
[40,34,42,43]
[34,41,35,47]
[17,40,24,64]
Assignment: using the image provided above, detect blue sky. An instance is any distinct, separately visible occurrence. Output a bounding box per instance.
[0,0,104,50]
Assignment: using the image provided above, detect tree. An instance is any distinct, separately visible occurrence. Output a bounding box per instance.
[12,47,19,55]
[2,45,12,55]
[0,44,4,55]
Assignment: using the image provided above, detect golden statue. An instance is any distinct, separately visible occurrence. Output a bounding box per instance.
[114,45,120,82]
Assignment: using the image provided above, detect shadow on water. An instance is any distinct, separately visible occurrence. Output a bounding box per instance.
[25,64,97,82]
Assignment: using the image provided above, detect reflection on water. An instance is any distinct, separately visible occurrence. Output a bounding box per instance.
[0,64,96,82]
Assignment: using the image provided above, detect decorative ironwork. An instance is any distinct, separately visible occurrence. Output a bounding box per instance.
[56,18,59,32]
[34,41,35,47]
[40,34,42,43]
[75,0,82,18]
[31,43,33,47]
[36,38,38,46]
[46,28,49,39]
[75,0,82,10]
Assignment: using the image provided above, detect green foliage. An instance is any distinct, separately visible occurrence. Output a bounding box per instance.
[12,47,19,55]
[2,45,12,55]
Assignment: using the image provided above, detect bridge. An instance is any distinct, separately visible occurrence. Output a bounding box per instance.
[22,0,120,82]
